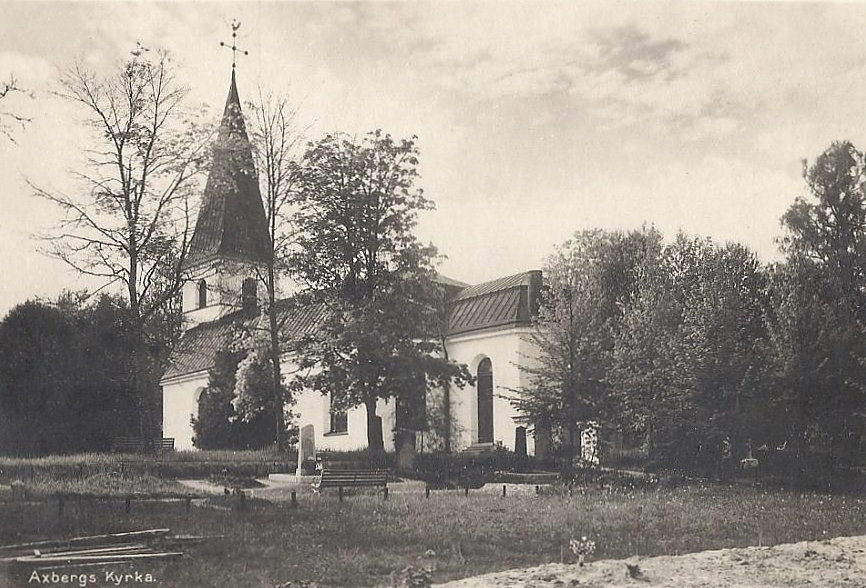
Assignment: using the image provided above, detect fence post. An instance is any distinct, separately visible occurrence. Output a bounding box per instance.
[338,487,344,502]
[425,486,430,499]
[502,485,507,497]
[291,491,297,509]
[383,487,389,500]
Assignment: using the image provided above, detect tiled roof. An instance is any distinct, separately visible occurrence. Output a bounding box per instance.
[162,299,327,380]
[163,271,542,380]
[185,70,272,269]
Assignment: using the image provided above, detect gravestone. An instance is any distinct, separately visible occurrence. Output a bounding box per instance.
[514,426,527,458]
[296,424,316,477]
[395,429,417,472]
[580,421,599,465]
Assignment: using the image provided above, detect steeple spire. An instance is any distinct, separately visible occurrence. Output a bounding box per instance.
[184,67,271,270]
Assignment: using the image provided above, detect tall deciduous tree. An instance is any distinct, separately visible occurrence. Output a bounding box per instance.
[781,141,866,319]
[776,141,866,463]
[288,130,472,456]
[244,91,306,450]
[33,50,208,444]
[511,228,662,462]
[0,294,141,455]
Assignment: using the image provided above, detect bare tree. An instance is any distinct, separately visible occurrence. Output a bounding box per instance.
[0,74,32,142]
[32,49,210,443]
[245,90,307,450]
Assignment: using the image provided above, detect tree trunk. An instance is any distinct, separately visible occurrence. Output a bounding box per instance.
[267,266,287,451]
[365,395,385,459]
[440,334,452,453]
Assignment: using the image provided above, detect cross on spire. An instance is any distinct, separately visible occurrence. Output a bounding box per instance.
[220,19,249,69]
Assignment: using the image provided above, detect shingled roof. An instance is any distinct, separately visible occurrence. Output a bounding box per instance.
[162,299,327,380]
[162,271,542,381]
[185,70,272,269]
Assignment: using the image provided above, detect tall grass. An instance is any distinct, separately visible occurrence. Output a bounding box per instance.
[0,449,296,481]
[2,483,866,587]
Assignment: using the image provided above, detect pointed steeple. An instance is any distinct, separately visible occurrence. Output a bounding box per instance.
[185,70,271,270]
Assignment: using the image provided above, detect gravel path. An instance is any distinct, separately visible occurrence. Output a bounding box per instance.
[434,535,866,587]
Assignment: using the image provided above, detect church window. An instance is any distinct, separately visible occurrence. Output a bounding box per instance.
[242,277,257,309]
[329,390,348,434]
[198,280,208,309]
[477,358,494,443]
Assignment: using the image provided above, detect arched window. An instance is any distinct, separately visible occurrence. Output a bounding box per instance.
[477,358,493,443]
[329,390,348,434]
[242,277,257,309]
[197,280,208,309]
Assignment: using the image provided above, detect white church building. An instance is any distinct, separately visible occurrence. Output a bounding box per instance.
[161,71,543,456]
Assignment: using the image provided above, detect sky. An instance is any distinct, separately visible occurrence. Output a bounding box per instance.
[1,0,865,317]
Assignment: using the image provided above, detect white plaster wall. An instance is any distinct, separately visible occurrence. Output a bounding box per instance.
[162,326,538,455]
[162,372,209,450]
[292,388,395,453]
[444,327,537,454]
[182,260,264,327]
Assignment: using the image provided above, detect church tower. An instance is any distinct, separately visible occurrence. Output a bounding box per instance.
[181,70,271,326]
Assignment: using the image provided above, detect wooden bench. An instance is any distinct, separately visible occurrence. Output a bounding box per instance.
[155,438,175,452]
[112,437,175,453]
[312,469,389,500]
[112,437,145,453]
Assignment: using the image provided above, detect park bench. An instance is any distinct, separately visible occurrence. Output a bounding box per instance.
[112,437,145,453]
[111,437,175,453]
[312,469,389,500]
[154,438,175,452]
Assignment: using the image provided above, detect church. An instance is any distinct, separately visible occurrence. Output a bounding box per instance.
[160,70,544,457]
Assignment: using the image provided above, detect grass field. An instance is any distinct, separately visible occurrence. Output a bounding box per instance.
[2,482,866,587]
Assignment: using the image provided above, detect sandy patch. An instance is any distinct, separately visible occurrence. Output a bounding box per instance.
[434,535,866,587]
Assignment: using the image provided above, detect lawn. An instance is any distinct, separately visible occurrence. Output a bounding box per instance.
[2,482,866,587]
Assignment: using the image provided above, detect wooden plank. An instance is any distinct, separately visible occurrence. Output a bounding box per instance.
[16,552,183,563]
[0,529,171,552]
[36,545,150,557]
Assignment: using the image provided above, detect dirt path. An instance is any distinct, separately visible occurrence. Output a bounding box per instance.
[434,535,866,587]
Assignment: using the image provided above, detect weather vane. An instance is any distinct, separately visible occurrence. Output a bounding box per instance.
[220,19,249,69]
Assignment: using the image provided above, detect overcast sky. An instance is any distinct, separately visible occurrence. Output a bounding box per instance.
[1,0,864,316]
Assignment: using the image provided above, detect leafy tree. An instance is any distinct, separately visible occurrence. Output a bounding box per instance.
[780,141,866,319]
[608,234,771,465]
[0,294,141,455]
[32,49,209,444]
[765,258,864,464]
[192,349,240,450]
[775,141,866,463]
[609,241,687,461]
[511,228,662,463]
[192,346,277,450]
[659,236,770,455]
[288,130,472,456]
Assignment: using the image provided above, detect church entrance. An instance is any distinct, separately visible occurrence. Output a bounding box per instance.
[477,358,493,443]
